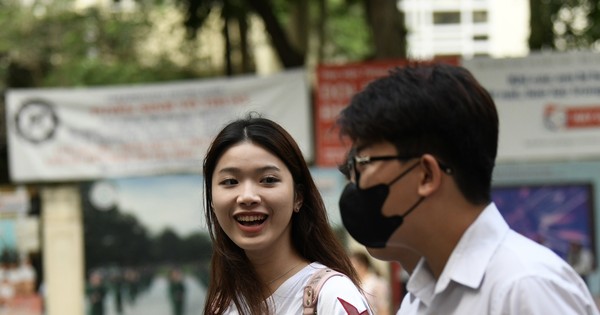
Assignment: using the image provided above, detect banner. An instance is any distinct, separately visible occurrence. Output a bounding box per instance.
[463,52,600,162]
[6,69,311,182]
[314,58,458,167]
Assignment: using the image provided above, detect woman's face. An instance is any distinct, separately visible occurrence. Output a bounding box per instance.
[211,141,300,255]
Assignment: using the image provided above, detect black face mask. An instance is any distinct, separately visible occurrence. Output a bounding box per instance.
[339,162,424,248]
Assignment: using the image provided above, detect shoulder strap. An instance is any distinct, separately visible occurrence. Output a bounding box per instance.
[302,268,345,315]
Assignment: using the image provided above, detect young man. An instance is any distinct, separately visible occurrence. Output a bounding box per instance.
[336,64,599,314]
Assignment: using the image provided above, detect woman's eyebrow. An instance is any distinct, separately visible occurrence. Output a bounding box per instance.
[216,165,281,175]
[256,165,281,173]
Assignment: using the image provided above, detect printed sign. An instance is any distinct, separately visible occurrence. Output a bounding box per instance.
[463,51,600,162]
[6,69,311,182]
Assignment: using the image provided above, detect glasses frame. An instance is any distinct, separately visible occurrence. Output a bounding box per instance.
[339,153,453,182]
[341,154,416,182]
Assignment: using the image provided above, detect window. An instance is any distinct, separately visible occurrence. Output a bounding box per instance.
[433,12,461,24]
[473,11,488,23]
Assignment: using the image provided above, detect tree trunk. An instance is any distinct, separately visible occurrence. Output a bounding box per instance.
[528,0,555,50]
[289,0,309,55]
[245,0,304,68]
[364,0,406,59]
[238,14,253,73]
[222,1,233,76]
[316,0,326,62]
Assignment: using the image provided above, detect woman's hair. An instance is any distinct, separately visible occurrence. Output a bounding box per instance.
[202,114,359,315]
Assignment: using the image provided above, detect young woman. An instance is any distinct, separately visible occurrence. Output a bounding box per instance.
[202,115,372,315]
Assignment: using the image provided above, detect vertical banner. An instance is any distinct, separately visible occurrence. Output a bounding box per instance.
[6,69,310,182]
[463,51,600,162]
[314,58,458,167]
[0,186,43,315]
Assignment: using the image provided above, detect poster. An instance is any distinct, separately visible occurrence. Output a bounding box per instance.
[6,69,311,182]
[82,177,208,315]
[464,51,600,162]
[492,183,595,262]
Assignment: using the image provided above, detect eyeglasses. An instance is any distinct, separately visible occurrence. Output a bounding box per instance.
[339,153,453,182]
[339,154,416,182]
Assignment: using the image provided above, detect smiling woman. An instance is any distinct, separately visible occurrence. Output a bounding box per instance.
[202,114,372,315]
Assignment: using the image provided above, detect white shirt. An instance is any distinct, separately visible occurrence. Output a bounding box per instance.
[224,262,372,314]
[397,203,599,315]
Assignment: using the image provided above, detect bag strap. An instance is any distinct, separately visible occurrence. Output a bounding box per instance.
[302,268,345,315]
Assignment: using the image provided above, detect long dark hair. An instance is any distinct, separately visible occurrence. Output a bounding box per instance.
[202,114,359,315]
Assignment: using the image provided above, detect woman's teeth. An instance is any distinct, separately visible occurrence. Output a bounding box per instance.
[236,215,267,225]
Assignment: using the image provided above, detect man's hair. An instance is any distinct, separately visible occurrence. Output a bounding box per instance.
[337,63,498,205]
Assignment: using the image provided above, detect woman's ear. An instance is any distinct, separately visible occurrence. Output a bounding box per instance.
[294,186,304,212]
[418,154,443,197]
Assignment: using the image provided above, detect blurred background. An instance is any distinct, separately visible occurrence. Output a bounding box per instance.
[1,0,600,314]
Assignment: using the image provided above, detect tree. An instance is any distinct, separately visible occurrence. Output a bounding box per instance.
[0,1,211,90]
[363,0,406,59]
[177,0,407,71]
[529,0,600,51]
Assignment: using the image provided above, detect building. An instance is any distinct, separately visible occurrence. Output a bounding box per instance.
[399,0,529,59]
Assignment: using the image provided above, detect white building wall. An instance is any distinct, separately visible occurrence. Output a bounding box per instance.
[399,0,529,59]
[489,0,529,58]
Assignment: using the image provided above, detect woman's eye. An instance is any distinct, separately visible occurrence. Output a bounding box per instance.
[219,178,238,186]
[262,176,280,184]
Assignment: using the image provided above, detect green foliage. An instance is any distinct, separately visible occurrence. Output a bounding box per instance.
[176,0,374,66]
[325,0,371,61]
[0,0,379,88]
[0,1,210,89]
[530,0,600,51]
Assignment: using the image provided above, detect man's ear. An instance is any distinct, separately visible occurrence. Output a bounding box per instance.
[418,154,443,197]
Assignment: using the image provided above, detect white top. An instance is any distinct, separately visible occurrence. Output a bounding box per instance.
[397,203,599,315]
[224,262,372,314]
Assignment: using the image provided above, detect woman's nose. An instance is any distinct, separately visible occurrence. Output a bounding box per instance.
[236,182,261,206]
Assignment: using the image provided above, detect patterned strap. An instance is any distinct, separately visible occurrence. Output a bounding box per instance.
[302,268,345,315]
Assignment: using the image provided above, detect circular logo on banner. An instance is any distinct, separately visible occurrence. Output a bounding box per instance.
[543,104,566,131]
[14,99,59,144]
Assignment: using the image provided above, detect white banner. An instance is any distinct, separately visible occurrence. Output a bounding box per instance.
[464,52,600,162]
[6,69,311,182]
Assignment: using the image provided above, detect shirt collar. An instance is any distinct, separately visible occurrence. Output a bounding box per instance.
[407,202,510,305]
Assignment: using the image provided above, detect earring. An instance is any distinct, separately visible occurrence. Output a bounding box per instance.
[294,206,300,213]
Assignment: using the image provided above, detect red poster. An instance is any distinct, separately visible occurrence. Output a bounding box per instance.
[314,58,459,167]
